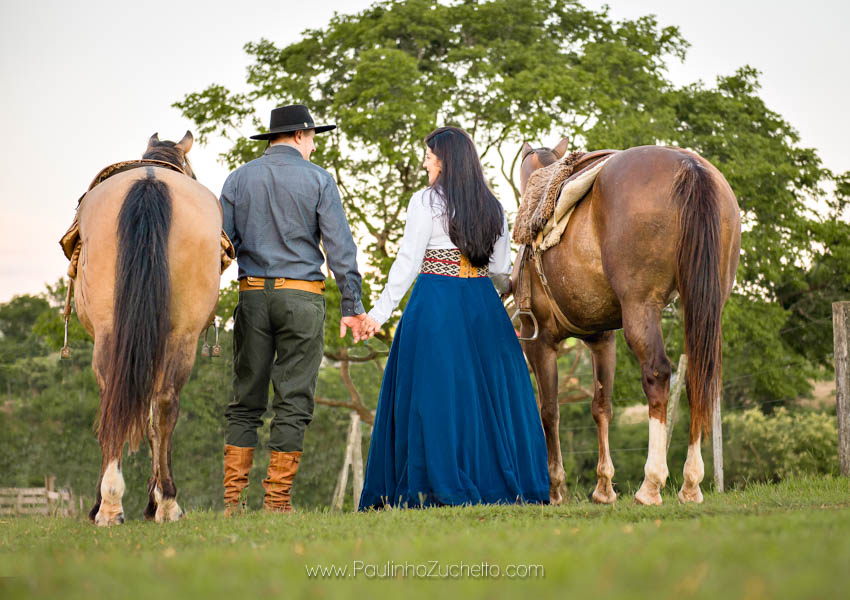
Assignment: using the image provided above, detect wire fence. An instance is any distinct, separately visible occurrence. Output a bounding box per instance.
[556,358,835,460]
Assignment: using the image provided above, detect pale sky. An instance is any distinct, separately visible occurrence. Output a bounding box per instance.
[0,0,847,303]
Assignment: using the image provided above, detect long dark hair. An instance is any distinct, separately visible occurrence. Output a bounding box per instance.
[425,126,504,267]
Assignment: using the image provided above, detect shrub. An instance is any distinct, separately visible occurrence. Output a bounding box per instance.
[724,408,839,487]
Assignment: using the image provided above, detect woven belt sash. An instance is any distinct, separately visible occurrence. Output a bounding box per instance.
[419,248,489,278]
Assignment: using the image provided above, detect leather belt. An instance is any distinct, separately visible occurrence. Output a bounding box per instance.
[239,276,325,295]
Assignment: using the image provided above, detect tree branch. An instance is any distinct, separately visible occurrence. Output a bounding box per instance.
[315,395,376,425]
[498,141,523,207]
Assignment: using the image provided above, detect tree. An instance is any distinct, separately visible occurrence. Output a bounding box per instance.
[176,0,846,412]
[176,0,688,292]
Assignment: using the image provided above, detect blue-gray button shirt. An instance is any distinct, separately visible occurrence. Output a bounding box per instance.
[220,144,365,316]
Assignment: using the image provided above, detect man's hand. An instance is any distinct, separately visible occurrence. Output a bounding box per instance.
[340,314,368,342]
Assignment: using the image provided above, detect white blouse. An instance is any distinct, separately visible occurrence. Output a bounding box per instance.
[367,187,512,326]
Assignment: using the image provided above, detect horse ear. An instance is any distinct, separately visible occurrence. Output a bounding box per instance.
[521,142,533,160]
[551,137,570,159]
[147,133,160,152]
[176,131,193,154]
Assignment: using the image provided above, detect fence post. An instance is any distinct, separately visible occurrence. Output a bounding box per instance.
[834,301,850,477]
[712,390,724,492]
[666,354,687,453]
[351,414,364,510]
[332,411,363,510]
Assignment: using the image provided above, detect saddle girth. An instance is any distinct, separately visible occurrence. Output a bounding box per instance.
[514,243,595,338]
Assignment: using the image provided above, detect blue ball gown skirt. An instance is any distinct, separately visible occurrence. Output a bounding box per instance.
[358,273,550,509]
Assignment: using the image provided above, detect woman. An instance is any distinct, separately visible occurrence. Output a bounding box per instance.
[358,126,549,509]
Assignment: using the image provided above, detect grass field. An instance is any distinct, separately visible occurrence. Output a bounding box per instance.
[2,476,849,600]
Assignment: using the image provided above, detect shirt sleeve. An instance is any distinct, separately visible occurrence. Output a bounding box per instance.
[317,176,365,317]
[368,191,433,326]
[488,209,512,294]
[220,173,240,255]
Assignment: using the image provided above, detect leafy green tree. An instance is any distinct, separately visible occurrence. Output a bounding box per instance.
[175,0,848,413]
[176,0,689,290]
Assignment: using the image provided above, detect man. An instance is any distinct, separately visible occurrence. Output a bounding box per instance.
[220,104,367,514]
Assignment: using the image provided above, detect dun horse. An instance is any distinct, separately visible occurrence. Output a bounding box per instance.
[514,140,741,505]
[70,132,222,525]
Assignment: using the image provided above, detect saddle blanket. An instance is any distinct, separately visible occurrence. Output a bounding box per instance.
[513,150,616,249]
[59,160,235,277]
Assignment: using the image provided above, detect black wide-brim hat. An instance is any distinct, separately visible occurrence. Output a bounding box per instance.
[250,104,336,140]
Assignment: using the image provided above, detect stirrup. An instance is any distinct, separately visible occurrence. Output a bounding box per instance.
[60,317,71,359]
[511,309,539,341]
[202,318,222,358]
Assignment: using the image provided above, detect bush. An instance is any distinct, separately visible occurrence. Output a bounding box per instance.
[724,408,839,487]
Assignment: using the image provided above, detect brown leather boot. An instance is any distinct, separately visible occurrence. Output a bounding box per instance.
[262,451,302,513]
[223,444,254,517]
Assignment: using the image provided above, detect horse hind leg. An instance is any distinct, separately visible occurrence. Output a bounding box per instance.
[523,335,567,505]
[149,341,196,523]
[148,385,183,523]
[94,455,126,526]
[678,423,705,503]
[90,456,126,525]
[143,432,158,520]
[90,341,126,526]
[622,304,671,506]
[585,331,617,504]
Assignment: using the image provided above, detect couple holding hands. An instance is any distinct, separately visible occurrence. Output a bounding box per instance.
[220,105,549,515]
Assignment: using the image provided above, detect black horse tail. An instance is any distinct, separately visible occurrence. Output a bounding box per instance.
[674,155,723,440]
[98,173,172,459]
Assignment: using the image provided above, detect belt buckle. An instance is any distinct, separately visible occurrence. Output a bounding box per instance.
[459,256,472,278]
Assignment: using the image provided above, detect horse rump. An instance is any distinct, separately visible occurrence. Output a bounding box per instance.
[98,173,172,459]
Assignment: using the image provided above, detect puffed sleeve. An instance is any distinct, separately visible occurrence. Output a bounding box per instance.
[488,209,512,294]
[367,191,433,326]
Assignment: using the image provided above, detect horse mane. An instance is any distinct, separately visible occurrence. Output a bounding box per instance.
[143,142,196,179]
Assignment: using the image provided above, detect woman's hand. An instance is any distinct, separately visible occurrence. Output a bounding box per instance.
[360,315,381,340]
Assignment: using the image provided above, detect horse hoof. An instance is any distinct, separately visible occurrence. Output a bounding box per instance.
[634,484,663,506]
[677,486,704,504]
[94,510,125,526]
[155,498,184,523]
[592,486,617,505]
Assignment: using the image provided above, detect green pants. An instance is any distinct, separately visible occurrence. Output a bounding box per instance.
[225,283,326,452]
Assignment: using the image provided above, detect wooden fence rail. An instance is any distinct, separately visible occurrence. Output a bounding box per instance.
[0,476,78,517]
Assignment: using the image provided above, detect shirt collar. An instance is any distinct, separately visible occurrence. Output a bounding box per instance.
[264,144,303,158]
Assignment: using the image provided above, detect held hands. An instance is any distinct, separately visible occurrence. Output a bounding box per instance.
[340,314,367,342]
[360,315,381,339]
[340,313,380,343]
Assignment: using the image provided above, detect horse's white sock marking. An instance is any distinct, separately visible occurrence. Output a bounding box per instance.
[101,460,124,501]
[154,485,183,523]
[678,439,705,503]
[635,417,669,505]
[592,419,617,504]
[95,459,125,526]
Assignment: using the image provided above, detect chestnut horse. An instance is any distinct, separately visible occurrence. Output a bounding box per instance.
[514,140,741,505]
[73,132,222,525]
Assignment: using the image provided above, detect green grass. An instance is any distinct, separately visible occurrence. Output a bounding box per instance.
[2,476,849,599]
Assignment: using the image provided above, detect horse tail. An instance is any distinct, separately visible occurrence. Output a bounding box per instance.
[98,172,172,459]
[674,155,722,439]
